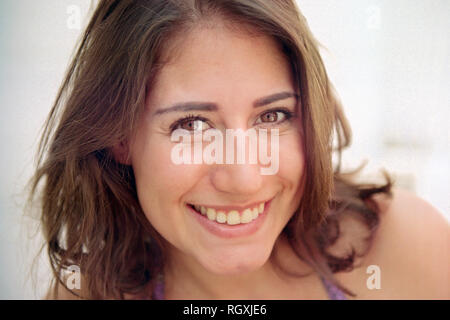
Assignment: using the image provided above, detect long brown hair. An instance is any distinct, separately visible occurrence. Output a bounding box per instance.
[29,0,392,299]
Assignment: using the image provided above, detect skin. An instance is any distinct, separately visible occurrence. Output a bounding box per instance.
[334,189,449,299]
[48,22,450,300]
[48,188,450,299]
[128,23,308,298]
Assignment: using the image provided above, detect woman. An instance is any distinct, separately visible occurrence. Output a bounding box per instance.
[30,0,448,299]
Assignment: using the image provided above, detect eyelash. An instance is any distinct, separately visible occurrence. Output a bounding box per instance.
[169,114,211,132]
[169,108,295,133]
[256,108,295,126]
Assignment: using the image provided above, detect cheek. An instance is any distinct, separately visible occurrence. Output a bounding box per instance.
[275,132,305,221]
[132,133,203,195]
[131,133,204,240]
[278,133,304,187]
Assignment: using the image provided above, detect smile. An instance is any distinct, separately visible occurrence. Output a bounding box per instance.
[188,201,265,225]
[186,199,272,239]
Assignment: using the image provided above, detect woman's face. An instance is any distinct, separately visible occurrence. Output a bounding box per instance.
[129,24,305,275]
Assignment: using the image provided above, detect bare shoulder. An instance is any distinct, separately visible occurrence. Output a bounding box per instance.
[44,275,142,300]
[44,273,88,300]
[44,281,84,300]
[335,188,450,299]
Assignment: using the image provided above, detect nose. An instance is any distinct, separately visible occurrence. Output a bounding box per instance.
[210,162,263,196]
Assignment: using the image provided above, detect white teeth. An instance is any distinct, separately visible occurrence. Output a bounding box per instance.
[216,211,227,224]
[241,209,253,223]
[206,208,216,221]
[251,207,259,220]
[191,201,267,225]
[227,210,240,225]
[258,202,265,214]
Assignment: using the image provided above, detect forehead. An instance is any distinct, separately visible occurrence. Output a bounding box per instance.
[147,25,294,108]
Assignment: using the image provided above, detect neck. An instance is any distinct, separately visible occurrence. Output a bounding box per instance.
[162,235,314,299]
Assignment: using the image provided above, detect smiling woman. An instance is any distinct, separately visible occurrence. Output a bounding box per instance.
[28,0,449,300]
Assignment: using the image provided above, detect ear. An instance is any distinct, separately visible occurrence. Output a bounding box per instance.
[111,140,132,165]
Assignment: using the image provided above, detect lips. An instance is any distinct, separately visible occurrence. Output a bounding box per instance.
[187,199,272,238]
[188,201,266,225]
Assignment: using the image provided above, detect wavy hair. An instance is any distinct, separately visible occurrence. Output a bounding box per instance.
[29,0,392,299]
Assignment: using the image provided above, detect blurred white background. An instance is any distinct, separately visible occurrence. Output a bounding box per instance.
[0,0,448,299]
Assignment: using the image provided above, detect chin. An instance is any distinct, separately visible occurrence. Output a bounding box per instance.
[198,244,273,276]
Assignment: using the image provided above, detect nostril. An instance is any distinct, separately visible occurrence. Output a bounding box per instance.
[209,165,263,195]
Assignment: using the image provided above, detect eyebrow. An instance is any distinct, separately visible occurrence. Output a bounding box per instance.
[152,91,298,116]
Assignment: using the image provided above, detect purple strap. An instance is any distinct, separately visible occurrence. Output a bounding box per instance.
[151,272,165,300]
[320,276,347,300]
[151,273,347,300]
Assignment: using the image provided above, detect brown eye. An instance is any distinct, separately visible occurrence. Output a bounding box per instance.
[256,110,287,124]
[176,118,211,132]
[261,111,279,122]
